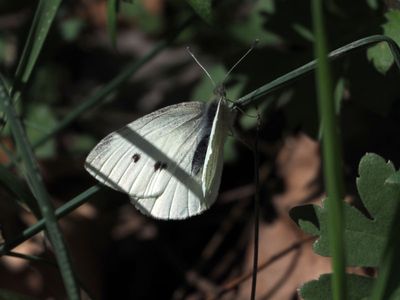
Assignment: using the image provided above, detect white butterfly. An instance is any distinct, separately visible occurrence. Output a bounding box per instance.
[85,94,235,219]
[84,41,261,219]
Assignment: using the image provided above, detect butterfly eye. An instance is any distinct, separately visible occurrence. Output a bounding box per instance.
[132,153,141,162]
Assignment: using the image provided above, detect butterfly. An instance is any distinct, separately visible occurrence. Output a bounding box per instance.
[84,43,259,219]
[84,89,235,219]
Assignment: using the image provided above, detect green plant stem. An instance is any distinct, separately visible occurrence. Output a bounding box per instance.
[106,0,118,48]
[6,251,58,267]
[0,185,101,255]
[13,0,62,93]
[236,35,400,108]
[32,15,194,150]
[312,1,346,300]
[2,33,400,292]
[250,116,260,300]
[8,0,62,126]
[0,82,79,300]
[3,34,400,258]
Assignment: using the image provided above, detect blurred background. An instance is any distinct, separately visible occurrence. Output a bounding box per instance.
[1,0,400,299]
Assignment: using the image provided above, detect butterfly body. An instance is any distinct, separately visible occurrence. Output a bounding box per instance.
[85,99,233,219]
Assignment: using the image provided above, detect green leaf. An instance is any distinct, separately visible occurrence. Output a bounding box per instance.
[186,0,213,24]
[387,171,400,184]
[289,204,320,236]
[369,166,400,300]
[300,273,373,300]
[367,42,394,74]
[0,289,39,300]
[291,153,400,267]
[367,10,400,74]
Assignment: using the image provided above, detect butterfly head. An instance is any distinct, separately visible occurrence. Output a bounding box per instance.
[213,84,226,101]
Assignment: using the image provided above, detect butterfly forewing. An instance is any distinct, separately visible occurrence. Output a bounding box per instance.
[202,100,231,200]
[85,102,227,219]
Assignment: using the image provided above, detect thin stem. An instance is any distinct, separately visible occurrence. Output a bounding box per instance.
[235,35,400,109]
[312,1,346,299]
[0,81,80,299]
[0,185,101,255]
[32,16,194,150]
[6,251,57,267]
[250,114,261,300]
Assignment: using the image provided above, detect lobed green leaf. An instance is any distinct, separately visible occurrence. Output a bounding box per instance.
[291,153,400,267]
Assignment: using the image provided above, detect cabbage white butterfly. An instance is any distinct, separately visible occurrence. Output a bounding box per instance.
[85,95,233,219]
[85,45,256,219]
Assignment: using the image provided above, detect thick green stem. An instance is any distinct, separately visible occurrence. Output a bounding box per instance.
[312,1,346,299]
[0,82,80,300]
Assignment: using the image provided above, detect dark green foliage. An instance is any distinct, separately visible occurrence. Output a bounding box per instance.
[368,10,400,73]
[299,274,373,300]
[2,0,400,299]
[291,153,400,298]
[186,0,213,24]
[0,289,39,300]
[291,153,400,267]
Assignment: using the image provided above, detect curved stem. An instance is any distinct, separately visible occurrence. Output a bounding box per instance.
[235,35,400,109]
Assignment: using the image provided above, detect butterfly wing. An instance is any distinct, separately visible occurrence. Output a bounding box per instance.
[202,100,232,201]
[85,102,223,219]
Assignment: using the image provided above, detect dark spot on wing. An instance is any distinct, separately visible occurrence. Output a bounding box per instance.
[154,161,162,171]
[191,102,218,175]
[132,153,140,162]
[154,161,167,171]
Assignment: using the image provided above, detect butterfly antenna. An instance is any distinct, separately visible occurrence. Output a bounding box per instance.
[186,47,217,88]
[223,39,259,83]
